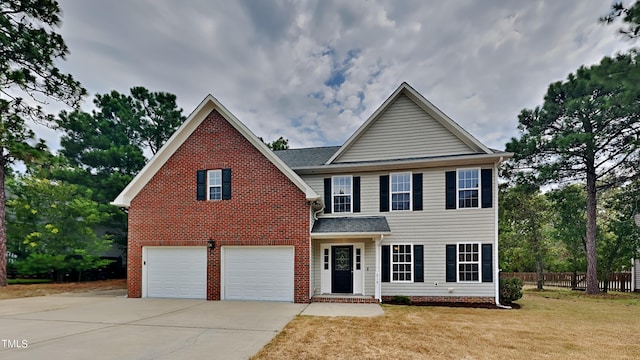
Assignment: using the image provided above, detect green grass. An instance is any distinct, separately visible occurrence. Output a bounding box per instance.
[8,278,53,285]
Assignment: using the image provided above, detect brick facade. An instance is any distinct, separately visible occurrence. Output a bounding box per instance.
[127,110,311,303]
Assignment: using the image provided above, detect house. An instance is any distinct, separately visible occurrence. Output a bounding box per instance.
[113,82,512,304]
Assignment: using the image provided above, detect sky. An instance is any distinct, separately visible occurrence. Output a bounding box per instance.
[34,0,634,152]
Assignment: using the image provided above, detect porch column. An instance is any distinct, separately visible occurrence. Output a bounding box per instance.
[374,235,382,301]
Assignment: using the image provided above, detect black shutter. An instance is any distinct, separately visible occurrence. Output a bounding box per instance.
[412,173,423,211]
[353,176,361,213]
[446,244,457,282]
[413,245,424,282]
[324,178,332,214]
[379,175,389,212]
[382,245,390,282]
[482,244,493,282]
[222,168,232,200]
[481,169,493,208]
[445,171,456,210]
[196,170,207,200]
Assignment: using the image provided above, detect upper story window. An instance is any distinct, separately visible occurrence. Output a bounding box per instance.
[332,176,352,213]
[457,169,479,208]
[208,170,222,200]
[197,169,231,201]
[324,176,360,214]
[391,172,411,211]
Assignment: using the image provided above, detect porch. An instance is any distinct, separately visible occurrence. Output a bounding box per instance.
[310,216,390,302]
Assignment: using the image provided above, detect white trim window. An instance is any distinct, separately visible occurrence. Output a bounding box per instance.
[332,175,352,213]
[457,169,479,208]
[208,170,222,200]
[458,243,480,282]
[392,244,412,282]
[391,172,411,211]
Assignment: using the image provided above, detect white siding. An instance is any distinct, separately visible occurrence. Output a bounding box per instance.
[306,164,497,299]
[364,242,376,296]
[335,95,476,163]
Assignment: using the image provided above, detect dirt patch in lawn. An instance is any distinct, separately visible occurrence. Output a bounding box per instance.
[253,288,640,360]
[0,279,126,300]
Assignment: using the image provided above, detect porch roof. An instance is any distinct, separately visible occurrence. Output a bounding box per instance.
[311,216,391,238]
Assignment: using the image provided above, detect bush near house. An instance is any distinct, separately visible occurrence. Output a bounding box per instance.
[500,277,523,304]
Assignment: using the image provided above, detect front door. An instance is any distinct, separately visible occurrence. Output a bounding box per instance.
[331,246,353,293]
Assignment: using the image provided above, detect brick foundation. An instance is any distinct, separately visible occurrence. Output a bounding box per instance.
[127,110,310,303]
[381,295,495,304]
[312,295,379,304]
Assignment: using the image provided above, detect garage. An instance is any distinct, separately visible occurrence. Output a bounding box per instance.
[143,247,207,299]
[222,246,294,302]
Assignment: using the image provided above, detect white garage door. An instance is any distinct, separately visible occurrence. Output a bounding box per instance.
[223,246,294,302]
[144,247,207,299]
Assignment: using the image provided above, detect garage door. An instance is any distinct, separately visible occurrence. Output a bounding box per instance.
[144,247,207,299]
[223,246,294,302]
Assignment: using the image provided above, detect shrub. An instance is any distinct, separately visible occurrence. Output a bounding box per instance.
[500,277,523,304]
[390,295,411,305]
[8,279,53,285]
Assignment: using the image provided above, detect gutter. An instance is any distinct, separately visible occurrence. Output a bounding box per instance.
[292,152,514,175]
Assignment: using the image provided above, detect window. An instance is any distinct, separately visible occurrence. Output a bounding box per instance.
[458,169,479,208]
[208,170,222,200]
[332,176,352,213]
[197,169,231,201]
[324,248,329,270]
[458,243,479,282]
[392,244,412,282]
[391,172,411,211]
[355,248,361,270]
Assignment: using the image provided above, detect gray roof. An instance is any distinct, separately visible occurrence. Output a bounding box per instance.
[311,216,391,234]
[274,146,340,168]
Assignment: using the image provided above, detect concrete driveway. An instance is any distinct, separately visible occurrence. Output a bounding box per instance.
[0,293,306,360]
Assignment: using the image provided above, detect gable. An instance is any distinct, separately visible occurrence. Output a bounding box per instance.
[334,94,477,163]
[112,95,318,207]
[329,83,493,164]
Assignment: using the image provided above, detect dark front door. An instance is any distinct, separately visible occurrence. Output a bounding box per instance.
[332,246,353,293]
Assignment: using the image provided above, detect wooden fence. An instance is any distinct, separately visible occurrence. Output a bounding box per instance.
[500,272,633,292]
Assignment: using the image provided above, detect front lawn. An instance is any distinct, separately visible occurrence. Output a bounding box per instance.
[0,279,126,299]
[253,288,640,359]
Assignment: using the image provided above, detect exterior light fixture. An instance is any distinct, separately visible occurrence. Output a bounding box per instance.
[207,239,215,250]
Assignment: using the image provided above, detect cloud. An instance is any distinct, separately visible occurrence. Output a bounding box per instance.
[38,0,631,153]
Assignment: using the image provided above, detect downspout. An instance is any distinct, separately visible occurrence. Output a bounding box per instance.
[309,198,324,299]
[311,199,324,220]
[494,156,511,309]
